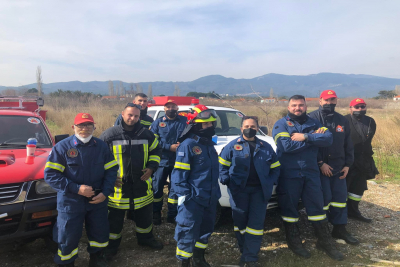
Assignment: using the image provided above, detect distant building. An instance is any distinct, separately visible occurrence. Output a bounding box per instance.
[305,98,319,102]
[393,95,400,101]
[101,96,126,101]
[279,99,288,103]
[261,98,276,103]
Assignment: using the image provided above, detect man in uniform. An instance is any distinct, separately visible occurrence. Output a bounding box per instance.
[45,113,118,267]
[309,90,359,245]
[114,93,154,129]
[100,103,163,260]
[172,104,221,267]
[150,100,187,225]
[345,98,378,223]
[273,95,344,261]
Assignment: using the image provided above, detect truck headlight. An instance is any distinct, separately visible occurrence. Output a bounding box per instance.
[35,180,56,194]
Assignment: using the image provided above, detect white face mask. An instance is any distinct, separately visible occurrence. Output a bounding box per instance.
[75,134,93,144]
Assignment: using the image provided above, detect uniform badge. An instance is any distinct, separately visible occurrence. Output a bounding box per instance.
[192,146,202,155]
[234,144,243,151]
[82,114,89,118]
[286,121,294,127]
[356,99,361,102]
[336,125,344,132]
[328,91,333,95]
[159,122,166,127]
[67,148,79,158]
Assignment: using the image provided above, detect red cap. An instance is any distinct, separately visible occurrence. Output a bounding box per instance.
[164,100,177,106]
[74,113,95,125]
[350,98,366,107]
[320,90,337,100]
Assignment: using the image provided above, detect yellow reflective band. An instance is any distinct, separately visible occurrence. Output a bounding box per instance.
[194,118,216,123]
[308,214,327,221]
[168,198,178,204]
[270,161,281,168]
[134,197,153,210]
[134,193,153,204]
[193,107,202,114]
[149,138,159,152]
[331,202,346,208]
[320,127,328,131]
[45,162,65,172]
[154,196,164,202]
[58,248,78,261]
[143,143,148,169]
[89,241,109,248]
[141,120,152,125]
[174,162,190,170]
[323,203,331,210]
[218,157,231,167]
[348,192,362,201]
[234,226,245,234]
[282,216,299,223]
[136,224,153,233]
[274,132,291,143]
[195,242,208,249]
[149,155,160,163]
[154,133,159,138]
[108,197,129,203]
[113,145,124,194]
[109,232,121,240]
[104,160,118,170]
[146,177,153,198]
[176,247,193,258]
[108,201,130,209]
[245,227,263,236]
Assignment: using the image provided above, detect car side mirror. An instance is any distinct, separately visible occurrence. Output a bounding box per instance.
[55,134,69,144]
[36,97,44,107]
[259,126,268,135]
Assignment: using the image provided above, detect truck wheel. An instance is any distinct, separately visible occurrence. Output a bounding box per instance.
[44,235,58,254]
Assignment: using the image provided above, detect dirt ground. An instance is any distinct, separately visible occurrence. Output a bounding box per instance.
[1,181,400,267]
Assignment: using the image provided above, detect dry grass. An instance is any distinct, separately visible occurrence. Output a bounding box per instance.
[44,96,400,181]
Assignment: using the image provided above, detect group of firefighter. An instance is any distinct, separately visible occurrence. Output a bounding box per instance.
[44,90,378,267]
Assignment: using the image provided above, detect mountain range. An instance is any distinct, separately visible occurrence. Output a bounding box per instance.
[1,73,400,98]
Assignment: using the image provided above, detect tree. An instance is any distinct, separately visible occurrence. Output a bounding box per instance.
[136,84,143,94]
[27,88,38,93]
[395,85,400,95]
[36,66,43,96]
[1,89,17,96]
[118,81,124,96]
[174,84,180,96]
[147,84,153,99]
[376,90,396,99]
[108,80,114,96]
[128,83,136,97]
[269,88,274,98]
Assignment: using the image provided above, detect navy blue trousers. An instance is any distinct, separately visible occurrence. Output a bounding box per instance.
[320,173,348,225]
[277,175,327,223]
[174,198,217,260]
[152,165,177,219]
[228,186,267,262]
[53,205,109,265]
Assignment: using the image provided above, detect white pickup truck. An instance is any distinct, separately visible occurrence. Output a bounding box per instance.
[147,105,278,216]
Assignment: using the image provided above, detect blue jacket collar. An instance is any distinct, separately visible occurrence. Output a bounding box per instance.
[72,135,96,147]
[236,135,263,146]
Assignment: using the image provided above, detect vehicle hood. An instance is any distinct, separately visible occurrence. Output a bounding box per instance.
[214,135,276,154]
[0,148,51,185]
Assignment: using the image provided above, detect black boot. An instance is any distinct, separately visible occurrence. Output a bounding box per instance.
[283,222,311,259]
[192,249,210,267]
[177,259,191,267]
[58,262,74,267]
[167,216,176,224]
[89,250,108,267]
[332,224,360,245]
[138,237,164,250]
[153,211,162,225]
[347,199,372,223]
[313,221,344,261]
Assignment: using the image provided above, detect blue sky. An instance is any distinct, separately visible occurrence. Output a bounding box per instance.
[0,0,399,86]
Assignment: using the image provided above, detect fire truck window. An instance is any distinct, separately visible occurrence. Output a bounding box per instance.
[0,115,52,147]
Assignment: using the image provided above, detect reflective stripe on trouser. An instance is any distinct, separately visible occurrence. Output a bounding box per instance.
[174,198,218,260]
[228,186,268,262]
[152,165,177,219]
[108,203,154,253]
[277,175,326,224]
[320,173,348,225]
[53,206,109,265]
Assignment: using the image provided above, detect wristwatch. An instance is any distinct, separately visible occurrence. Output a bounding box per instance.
[303,133,309,141]
[318,161,324,168]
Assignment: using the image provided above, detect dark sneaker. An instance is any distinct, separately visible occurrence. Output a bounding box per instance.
[332,225,360,245]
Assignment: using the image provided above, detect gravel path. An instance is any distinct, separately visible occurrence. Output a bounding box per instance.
[1,181,399,267]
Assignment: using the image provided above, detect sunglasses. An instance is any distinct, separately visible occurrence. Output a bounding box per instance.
[353,105,366,109]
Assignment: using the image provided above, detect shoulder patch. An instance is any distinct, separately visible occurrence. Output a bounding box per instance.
[192,146,202,155]
[286,121,294,127]
[234,144,243,151]
[159,122,166,127]
[67,148,79,158]
[336,125,344,132]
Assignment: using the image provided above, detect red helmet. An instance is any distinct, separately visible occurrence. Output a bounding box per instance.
[186,104,218,124]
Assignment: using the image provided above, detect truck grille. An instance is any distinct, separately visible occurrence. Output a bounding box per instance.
[0,183,23,203]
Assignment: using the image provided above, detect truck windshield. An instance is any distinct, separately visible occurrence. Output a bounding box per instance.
[0,115,52,148]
